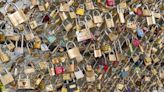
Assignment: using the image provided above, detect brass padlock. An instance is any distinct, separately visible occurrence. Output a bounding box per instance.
[105,28,118,41]
[60,2,69,12]
[66,41,81,59]
[85,0,95,10]
[5,40,15,51]
[126,16,137,29]
[59,12,68,21]
[0,31,5,42]
[0,49,10,63]
[5,3,28,27]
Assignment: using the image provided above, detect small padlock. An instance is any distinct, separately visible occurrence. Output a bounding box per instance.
[94,44,102,58]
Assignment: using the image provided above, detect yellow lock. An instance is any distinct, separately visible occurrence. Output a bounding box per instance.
[76,4,85,16]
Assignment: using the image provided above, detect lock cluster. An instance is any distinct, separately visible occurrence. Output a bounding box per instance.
[0,0,163,92]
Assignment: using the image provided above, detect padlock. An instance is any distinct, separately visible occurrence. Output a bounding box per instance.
[63,20,73,32]
[63,73,71,80]
[67,61,75,72]
[85,0,95,10]
[41,43,49,51]
[25,25,35,41]
[60,2,69,12]
[76,4,85,16]
[46,35,56,43]
[144,57,152,66]
[74,67,84,80]
[105,13,114,28]
[105,28,118,41]
[106,0,115,7]
[108,50,116,61]
[136,27,144,37]
[29,20,38,29]
[66,79,78,92]
[59,12,68,21]
[35,73,44,86]
[14,34,24,56]
[30,0,39,6]
[94,44,102,58]
[119,2,127,9]
[24,62,35,74]
[5,3,28,27]
[142,4,151,16]
[48,63,55,76]
[0,68,14,86]
[146,13,156,26]
[117,5,125,23]
[45,83,54,91]
[39,61,48,70]
[66,41,81,59]
[126,16,137,29]
[84,14,95,29]
[92,10,103,24]
[69,7,77,19]
[76,22,92,42]
[159,68,164,79]
[17,74,33,89]
[55,63,64,75]
[0,49,9,63]
[5,40,15,51]
[0,30,5,42]
[6,29,20,41]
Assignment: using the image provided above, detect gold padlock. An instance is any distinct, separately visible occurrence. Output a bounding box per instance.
[105,13,114,28]
[93,10,103,24]
[76,4,85,16]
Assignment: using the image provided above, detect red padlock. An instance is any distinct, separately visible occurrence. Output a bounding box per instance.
[106,0,115,7]
[55,66,64,75]
[132,39,140,47]
[103,64,108,72]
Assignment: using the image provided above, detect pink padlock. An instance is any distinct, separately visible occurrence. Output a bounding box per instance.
[106,0,115,7]
[55,66,64,75]
[132,39,140,47]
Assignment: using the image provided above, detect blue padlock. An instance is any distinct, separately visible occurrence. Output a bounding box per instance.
[47,35,56,43]
[136,27,144,37]
[120,70,128,78]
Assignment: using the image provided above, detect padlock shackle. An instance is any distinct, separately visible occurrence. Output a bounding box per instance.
[4,2,19,14]
[105,13,113,20]
[105,28,112,36]
[92,10,101,16]
[66,41,77,50]
[84,14,93,22]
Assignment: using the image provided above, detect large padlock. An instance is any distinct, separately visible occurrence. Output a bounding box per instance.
[66,41,81,59]
[17,74,33,89]
[76,4,85,16]
[5,3,28,27]
[0,68,14,86]
[105,13,114,28]
[92,10,103,24]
